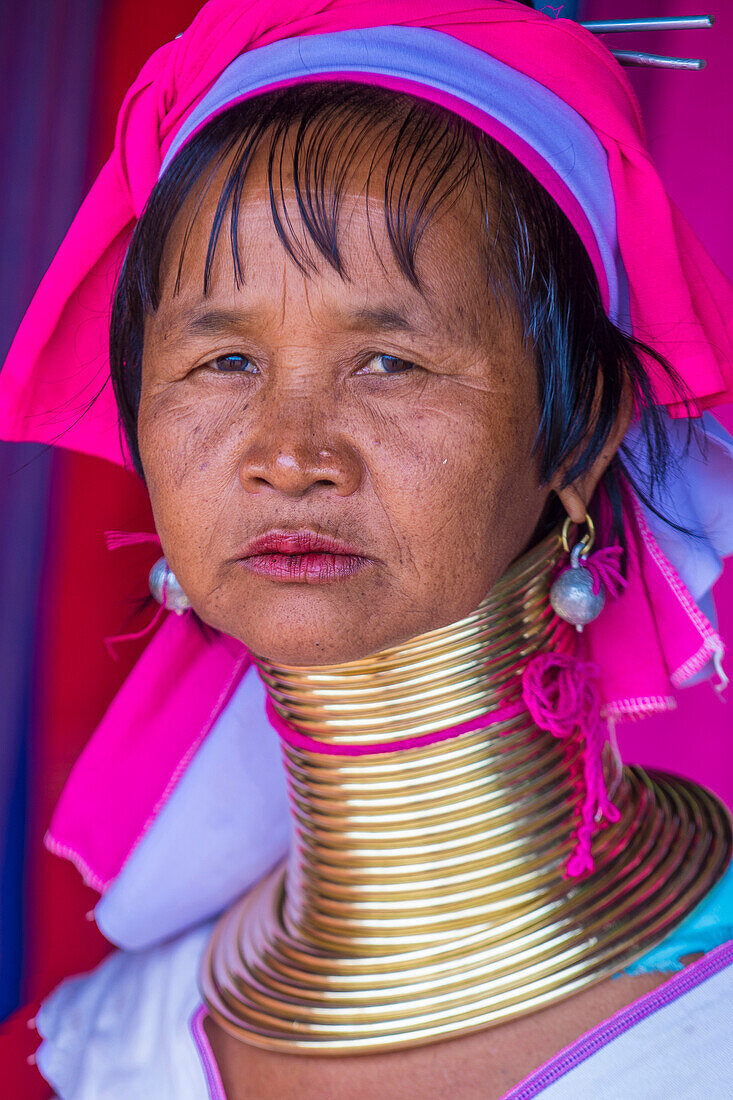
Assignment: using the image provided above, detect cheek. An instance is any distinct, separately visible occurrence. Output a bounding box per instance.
[140,385,236,487]
[372,387,543,598]
[137,387,245,568]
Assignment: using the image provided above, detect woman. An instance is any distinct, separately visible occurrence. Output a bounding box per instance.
[2,1,732,1096]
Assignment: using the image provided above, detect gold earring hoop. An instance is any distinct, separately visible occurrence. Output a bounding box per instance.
[561,512,595,558]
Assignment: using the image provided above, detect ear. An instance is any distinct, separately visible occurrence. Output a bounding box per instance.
[550,388,635,524]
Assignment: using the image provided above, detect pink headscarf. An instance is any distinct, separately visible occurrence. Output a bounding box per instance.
[2,0,730,892]
[1,0,732,463]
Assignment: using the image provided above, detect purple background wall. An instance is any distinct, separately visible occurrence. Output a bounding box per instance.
[0,0,103,1020]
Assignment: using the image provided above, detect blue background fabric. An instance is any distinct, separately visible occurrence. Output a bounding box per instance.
[624,862,733,975]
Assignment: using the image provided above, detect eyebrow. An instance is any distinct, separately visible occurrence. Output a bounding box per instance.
[181,308,258,335]
[169,304,424,339]
[343,306,418,333]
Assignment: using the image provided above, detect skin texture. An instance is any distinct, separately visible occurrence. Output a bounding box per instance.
[139,144,626,667]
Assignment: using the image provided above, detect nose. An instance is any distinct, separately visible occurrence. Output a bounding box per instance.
[238,400,362,498]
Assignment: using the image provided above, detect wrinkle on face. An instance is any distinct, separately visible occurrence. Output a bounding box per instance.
[138,131,548,665]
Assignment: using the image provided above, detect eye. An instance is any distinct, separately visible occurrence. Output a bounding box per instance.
[358,354,419,375]
[205,353,258,374]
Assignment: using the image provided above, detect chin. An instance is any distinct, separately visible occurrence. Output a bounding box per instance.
[225,611,421,667]
[240,627,384,668]
[201,583,462,668]
[200,576,385,666]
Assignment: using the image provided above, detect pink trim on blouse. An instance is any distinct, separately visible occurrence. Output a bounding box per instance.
[190,1004,227,1100]
[504,938,733,1099]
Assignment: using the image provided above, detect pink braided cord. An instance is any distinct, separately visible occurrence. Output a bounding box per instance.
[580,545,627,597]
[522,652,621,877]
[104,601,169,656]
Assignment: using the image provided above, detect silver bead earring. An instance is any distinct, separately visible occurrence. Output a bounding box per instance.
[149,557,191,616]
[549,514,605,632]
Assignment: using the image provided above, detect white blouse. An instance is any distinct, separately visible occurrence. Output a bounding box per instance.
[35,924,733,1099]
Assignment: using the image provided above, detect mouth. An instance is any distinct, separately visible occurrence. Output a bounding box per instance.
[237,530,371,584]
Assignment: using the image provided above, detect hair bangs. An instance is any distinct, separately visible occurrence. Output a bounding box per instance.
[158,84,490,302]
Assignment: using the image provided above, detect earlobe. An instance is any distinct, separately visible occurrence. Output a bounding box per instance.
[557,484,588,524]
[555,440,620,524]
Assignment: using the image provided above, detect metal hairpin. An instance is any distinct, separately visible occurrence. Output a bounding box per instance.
[580,14,714,70]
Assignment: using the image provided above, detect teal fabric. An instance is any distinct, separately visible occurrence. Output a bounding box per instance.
[620,862,733,975]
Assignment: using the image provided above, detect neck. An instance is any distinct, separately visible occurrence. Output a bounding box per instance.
[202,531,731,1054]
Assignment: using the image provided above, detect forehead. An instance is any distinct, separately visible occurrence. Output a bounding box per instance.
[156,122,498,325]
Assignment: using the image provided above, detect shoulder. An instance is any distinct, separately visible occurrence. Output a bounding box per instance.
[35,920,214,1100]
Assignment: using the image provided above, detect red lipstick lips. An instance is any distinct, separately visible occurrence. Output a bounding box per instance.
[239,531,369,583]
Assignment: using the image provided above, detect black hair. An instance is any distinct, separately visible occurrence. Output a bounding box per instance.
[110,81,690,541]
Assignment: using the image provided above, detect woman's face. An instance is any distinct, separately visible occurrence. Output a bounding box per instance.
[139,141,552,665]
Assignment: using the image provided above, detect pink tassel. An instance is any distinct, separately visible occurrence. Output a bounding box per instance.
[104,602,168,658]
[105,529,161,551]
[521,652,621,878]
[104,529,165,657]
[581,545,627,598]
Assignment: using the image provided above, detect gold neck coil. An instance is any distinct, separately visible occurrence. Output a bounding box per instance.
[202,533,732,1054]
